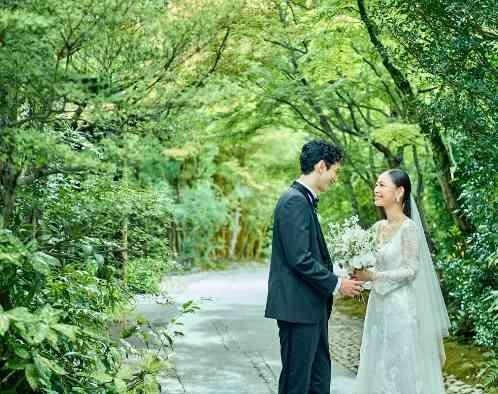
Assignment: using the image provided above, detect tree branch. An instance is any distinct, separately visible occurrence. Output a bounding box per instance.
[357,0,415,103]
[264,38,307,54]
[275,97,329,135]
[371,141,401,168]
[351,44,404,117]
[208,27,231,75]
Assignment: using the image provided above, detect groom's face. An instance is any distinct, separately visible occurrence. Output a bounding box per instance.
[316,161,341,192]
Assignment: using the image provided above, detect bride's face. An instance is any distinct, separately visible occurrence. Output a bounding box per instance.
[374,172,403,207]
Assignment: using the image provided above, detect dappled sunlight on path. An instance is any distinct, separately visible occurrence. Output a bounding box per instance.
[136,263,355,393]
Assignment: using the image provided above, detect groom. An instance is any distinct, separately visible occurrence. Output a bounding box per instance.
[265,140,363,394]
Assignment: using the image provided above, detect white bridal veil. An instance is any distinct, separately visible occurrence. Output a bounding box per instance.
[410,196,450,385]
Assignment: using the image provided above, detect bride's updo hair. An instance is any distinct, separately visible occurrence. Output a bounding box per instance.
[387,169,412,218]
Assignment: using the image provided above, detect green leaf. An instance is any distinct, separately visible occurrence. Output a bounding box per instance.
[34,354,67,375]
[120,324,138,339]
[181,300,193,309]
[25,364,39,391]
[116,365,134,380]
[38,305,61,325]
[143,374,160,394]
[0,311,10,335]
[81,244,93,255]
[371,122,421,149]
[31,323,50,344]
[0,252,22,264]
[94,253,104,266]
[79,327,103,340]
[92,371,114,384]
[142,353,166,374]
[14,347,31,360]
[52,323,77,341]
[15,321,49,345]
[5,360,31,370]
[31,251,60,274]
[46,329,60,348]
[6,307,36,323]
[114,377,127,393]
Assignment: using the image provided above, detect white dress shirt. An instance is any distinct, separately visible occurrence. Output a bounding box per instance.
[295,180,342,296]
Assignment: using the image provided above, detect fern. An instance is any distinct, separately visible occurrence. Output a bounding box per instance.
[478,351,498,389]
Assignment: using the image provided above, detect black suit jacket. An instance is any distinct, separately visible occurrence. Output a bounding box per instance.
[265,182,338,324]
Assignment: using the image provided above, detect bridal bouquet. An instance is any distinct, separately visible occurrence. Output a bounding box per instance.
[326,215,377,276]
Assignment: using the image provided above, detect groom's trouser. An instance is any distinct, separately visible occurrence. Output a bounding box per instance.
[277,317,331,394]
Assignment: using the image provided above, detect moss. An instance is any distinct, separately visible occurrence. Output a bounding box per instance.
[198,259,232,271]
[443,339,497,393]
[198,259,265,271]
[333,294,368,319]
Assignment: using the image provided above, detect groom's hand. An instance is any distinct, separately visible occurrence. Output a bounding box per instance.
[339,278,364,297]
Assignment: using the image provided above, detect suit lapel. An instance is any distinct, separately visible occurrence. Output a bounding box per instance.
[291,181,315,209]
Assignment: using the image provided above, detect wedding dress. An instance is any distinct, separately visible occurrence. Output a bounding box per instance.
[354,199,449,394]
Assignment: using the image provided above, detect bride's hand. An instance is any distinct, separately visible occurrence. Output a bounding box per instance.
[352,268,374,282]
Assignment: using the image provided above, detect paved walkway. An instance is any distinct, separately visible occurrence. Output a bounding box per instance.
[132,263,486,394]
[134,263,354,393]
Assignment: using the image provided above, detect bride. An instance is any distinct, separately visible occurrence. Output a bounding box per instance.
[353,169,450,394]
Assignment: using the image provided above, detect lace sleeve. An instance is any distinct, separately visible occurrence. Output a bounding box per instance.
[373,220,419,296]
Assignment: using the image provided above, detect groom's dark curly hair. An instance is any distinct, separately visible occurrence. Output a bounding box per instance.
[300,140,344,174]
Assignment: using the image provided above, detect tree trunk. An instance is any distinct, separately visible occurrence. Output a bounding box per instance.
[31,207,41,241]
[424,124,472,233]
[220,227,228,257]
[239,228,249,258]
[169,222,178,256]
[229,207,241,259]
[357,0,472,235]
[122,154,129,284]
[0,161,19,228]
[411,145,437,251]
[253,238,262,260]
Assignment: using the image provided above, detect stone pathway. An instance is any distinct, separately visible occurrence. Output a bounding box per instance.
[329,306,487,394]
[132,264,354,393]
[130,264,487,393]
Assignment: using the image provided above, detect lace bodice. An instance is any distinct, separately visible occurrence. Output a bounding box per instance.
[371,219,420,295]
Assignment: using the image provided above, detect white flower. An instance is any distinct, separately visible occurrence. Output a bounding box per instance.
[359,252,377,267]
[326,215,378,275]
[333,264,349,278]
[351,255,364,269]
